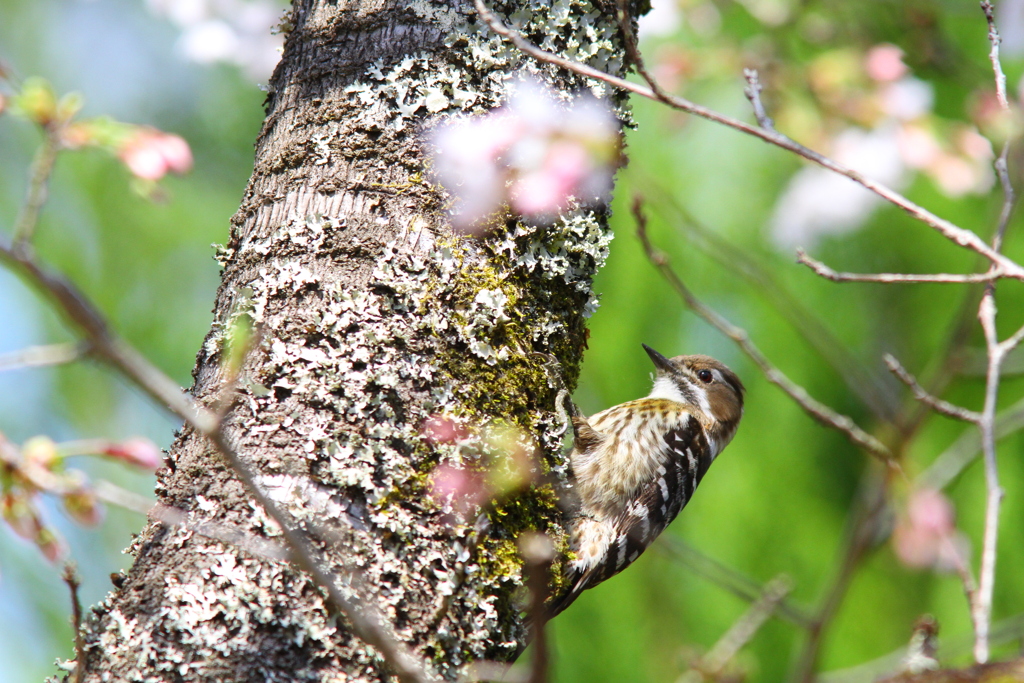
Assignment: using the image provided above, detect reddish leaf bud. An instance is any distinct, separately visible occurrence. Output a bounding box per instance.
[102,438,162,470]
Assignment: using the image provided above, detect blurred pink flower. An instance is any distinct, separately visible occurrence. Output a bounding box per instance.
[422,416,469,445]
[1,493,65,562]
[892,488,964,570]
[650,46,693,93]
[64,487,104,527]
[102,438,163,470]
[2,492,40,542]
[118,128,193,180]
[865,44,908,83]
[428,78,619,233]
[35,526,66,563]
[896,125,993,197]
[896,124,942,169]
[929,156,983,197]
[956,128,995,161]
[880,78,933,121]
[771,125,908,248]
[429,463,489,519]
[511,140,589,214]
[145,0,284,81]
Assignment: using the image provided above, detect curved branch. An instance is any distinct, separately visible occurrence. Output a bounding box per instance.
[473,0,1024,281]
[632,198,899,470]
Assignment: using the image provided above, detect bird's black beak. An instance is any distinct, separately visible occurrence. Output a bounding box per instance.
[642,344,675,373]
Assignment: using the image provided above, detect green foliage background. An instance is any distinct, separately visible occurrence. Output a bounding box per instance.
[1,1,1023,681]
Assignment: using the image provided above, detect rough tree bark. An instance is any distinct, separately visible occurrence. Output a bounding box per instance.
[75,0,630,680]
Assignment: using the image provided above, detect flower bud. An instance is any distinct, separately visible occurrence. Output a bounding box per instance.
[64,486,104,527]
[102,438,162,470]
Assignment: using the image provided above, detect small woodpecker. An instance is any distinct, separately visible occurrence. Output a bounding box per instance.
[551,344,744,615]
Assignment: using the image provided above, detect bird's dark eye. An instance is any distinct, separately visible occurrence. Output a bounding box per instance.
[697,369,713,384]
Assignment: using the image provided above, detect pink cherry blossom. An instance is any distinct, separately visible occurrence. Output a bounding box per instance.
[428,77,619,233]
[892,488,964,570]
[118,128,193,180]
[429,463,489,521]
[422,415,469,445]
[865,44,908,83]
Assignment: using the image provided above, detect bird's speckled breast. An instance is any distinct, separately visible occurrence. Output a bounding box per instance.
[571,398,695,519]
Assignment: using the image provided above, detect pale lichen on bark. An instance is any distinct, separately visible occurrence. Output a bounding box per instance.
[73,1,631,681]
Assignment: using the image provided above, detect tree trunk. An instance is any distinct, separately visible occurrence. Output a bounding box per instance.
[77,1,629,679]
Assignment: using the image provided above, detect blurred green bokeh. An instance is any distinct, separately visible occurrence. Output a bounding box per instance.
[2,1,1023,682]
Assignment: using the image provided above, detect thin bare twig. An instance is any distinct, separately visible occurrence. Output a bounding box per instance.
[632,197,898,468]
[943,534,980,613]
[971,3,1018,658]
[699,575,792,674]
[797,250,1000,284]
[884,355,981,424]
[793,477,890,683]
[0,341,88,371]
[1005,321,1024,352]
[0,242,217,433]
[895,257,990,442]
[61,563,85,683]
[981,0,1009,110]
[13,129,60,250]
[993,142,1015,253]
[519,533,554,683]
[612,0,673,105]
[678,575,793,683]
[657,536,815,630]
[792,5,1019,665]
[93,479,156,516]
[819,614,1024,683]
[640,187,902,421]
[920,394,1024,492]
[472,0,1024,281]
[743,69,775,131]
[973,290,1006,663]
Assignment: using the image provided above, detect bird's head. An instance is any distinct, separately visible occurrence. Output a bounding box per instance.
[643,344,745,448]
